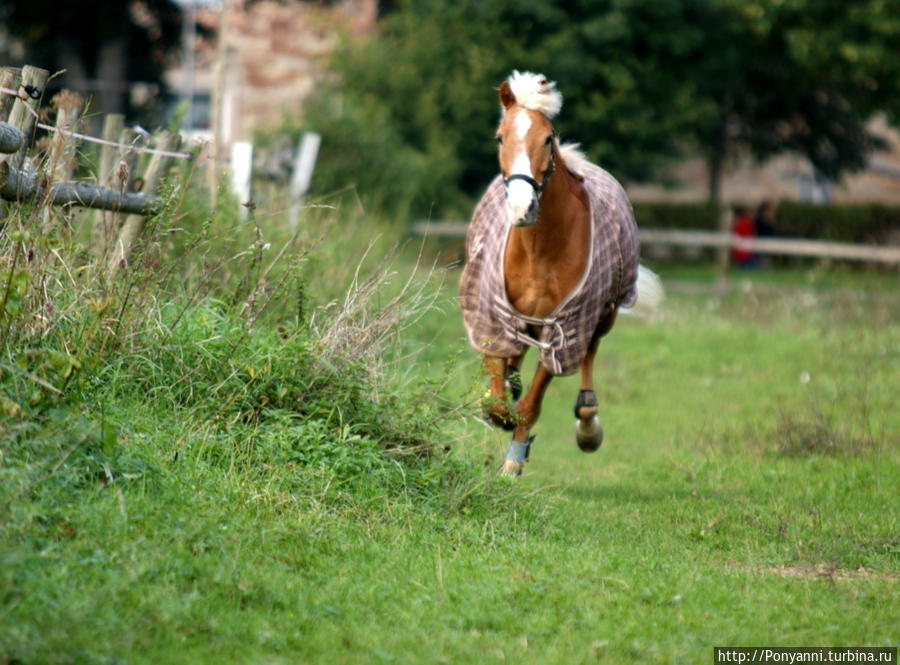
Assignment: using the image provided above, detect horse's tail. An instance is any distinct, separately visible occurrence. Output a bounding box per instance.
[621,264,664,317]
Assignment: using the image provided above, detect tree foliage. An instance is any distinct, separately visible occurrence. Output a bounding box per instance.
[691,0,900,200]
[0,0,182,118]
[302,0,900,215]
[298,1,511,219]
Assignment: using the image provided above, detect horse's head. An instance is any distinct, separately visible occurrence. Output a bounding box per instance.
[496,71,563,227]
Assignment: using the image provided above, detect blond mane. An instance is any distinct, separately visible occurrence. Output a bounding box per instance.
[558,142,589,176]
[506,71,563,118]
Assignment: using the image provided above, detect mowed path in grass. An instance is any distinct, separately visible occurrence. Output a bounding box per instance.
[401,266,899,663]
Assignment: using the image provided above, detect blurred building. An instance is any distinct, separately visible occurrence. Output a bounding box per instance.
[167,0,376,143]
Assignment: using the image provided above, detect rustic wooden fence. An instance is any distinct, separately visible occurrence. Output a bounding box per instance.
[0,64,193,276]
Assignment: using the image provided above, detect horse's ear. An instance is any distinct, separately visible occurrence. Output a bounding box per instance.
[498,80,516,109]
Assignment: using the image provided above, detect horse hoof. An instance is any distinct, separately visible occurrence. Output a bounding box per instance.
[499,459,524,477]
[482,408,516,431]
[576,415,603,452]
[481,394,516,431]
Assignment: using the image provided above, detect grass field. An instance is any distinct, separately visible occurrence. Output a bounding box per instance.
[2,211,898,664]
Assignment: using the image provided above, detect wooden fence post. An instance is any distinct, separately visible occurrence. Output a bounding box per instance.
[208,0,232,206]
[113,127,141,192]
[97,114,125,186]
[43,91,85,232]
[0,65,49,171]
[47,91,84,183]
[108,130,182,277]
[0,67,23,219]
[92,113,125,256]
[0,67,21,121]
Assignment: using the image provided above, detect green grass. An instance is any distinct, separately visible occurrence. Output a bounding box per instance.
[2,242,897,663]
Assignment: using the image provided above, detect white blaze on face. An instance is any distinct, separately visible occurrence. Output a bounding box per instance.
[505,110,537,224]
[514,110,532,139]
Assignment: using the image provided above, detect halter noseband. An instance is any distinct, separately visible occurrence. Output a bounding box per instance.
[503,143,556,195]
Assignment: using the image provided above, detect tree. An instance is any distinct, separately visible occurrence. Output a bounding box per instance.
[493,0,900,204]
[687,0,900,203]
[299,0,519,218]
[302,0,900,216]
[501,0,735,185]
[304,0,703,216]
[0,0,182,119]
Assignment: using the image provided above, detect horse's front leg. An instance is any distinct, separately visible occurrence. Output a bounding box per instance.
[482,356,516,430]
[500,363,553,476]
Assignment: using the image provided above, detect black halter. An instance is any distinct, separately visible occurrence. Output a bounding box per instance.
[503,144,556,194]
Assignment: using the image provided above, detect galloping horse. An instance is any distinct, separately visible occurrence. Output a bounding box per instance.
[458,71,661,476]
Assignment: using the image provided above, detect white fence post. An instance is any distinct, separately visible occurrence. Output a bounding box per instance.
[230,140,253,217]
[288,131,321,229]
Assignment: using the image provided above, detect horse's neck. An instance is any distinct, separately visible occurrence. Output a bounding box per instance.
[510,162,588,256]
[504,163,590,318]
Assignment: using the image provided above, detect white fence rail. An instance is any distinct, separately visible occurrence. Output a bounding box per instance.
[410,221,900,265]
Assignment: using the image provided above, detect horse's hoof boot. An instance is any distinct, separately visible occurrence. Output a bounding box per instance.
[573,389,599,419]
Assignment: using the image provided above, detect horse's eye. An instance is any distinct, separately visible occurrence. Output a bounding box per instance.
[496,136,503,145]
[544,135,553,146]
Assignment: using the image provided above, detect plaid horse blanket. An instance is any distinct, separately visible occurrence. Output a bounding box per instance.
[458,160,639,376]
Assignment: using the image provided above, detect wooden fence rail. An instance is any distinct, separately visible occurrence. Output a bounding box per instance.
[410,221,900,265]
[0,122,23,154]
[0,162,163,216]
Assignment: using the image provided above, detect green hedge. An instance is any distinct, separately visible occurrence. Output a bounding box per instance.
[632,201,900,244]
[632,202,720,231]
[775,202,900,243]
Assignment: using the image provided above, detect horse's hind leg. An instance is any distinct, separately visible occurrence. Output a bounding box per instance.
[575,363,602,452]
[575,306,618,452]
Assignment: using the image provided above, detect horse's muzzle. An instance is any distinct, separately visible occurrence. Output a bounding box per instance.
[508,198,538,227]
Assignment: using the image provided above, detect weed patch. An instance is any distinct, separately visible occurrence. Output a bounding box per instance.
[773,407,878,457]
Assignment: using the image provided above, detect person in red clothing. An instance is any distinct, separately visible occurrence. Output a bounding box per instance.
[730,206,756,267]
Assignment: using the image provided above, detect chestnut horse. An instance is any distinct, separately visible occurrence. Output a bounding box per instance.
[459,71,661,476]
